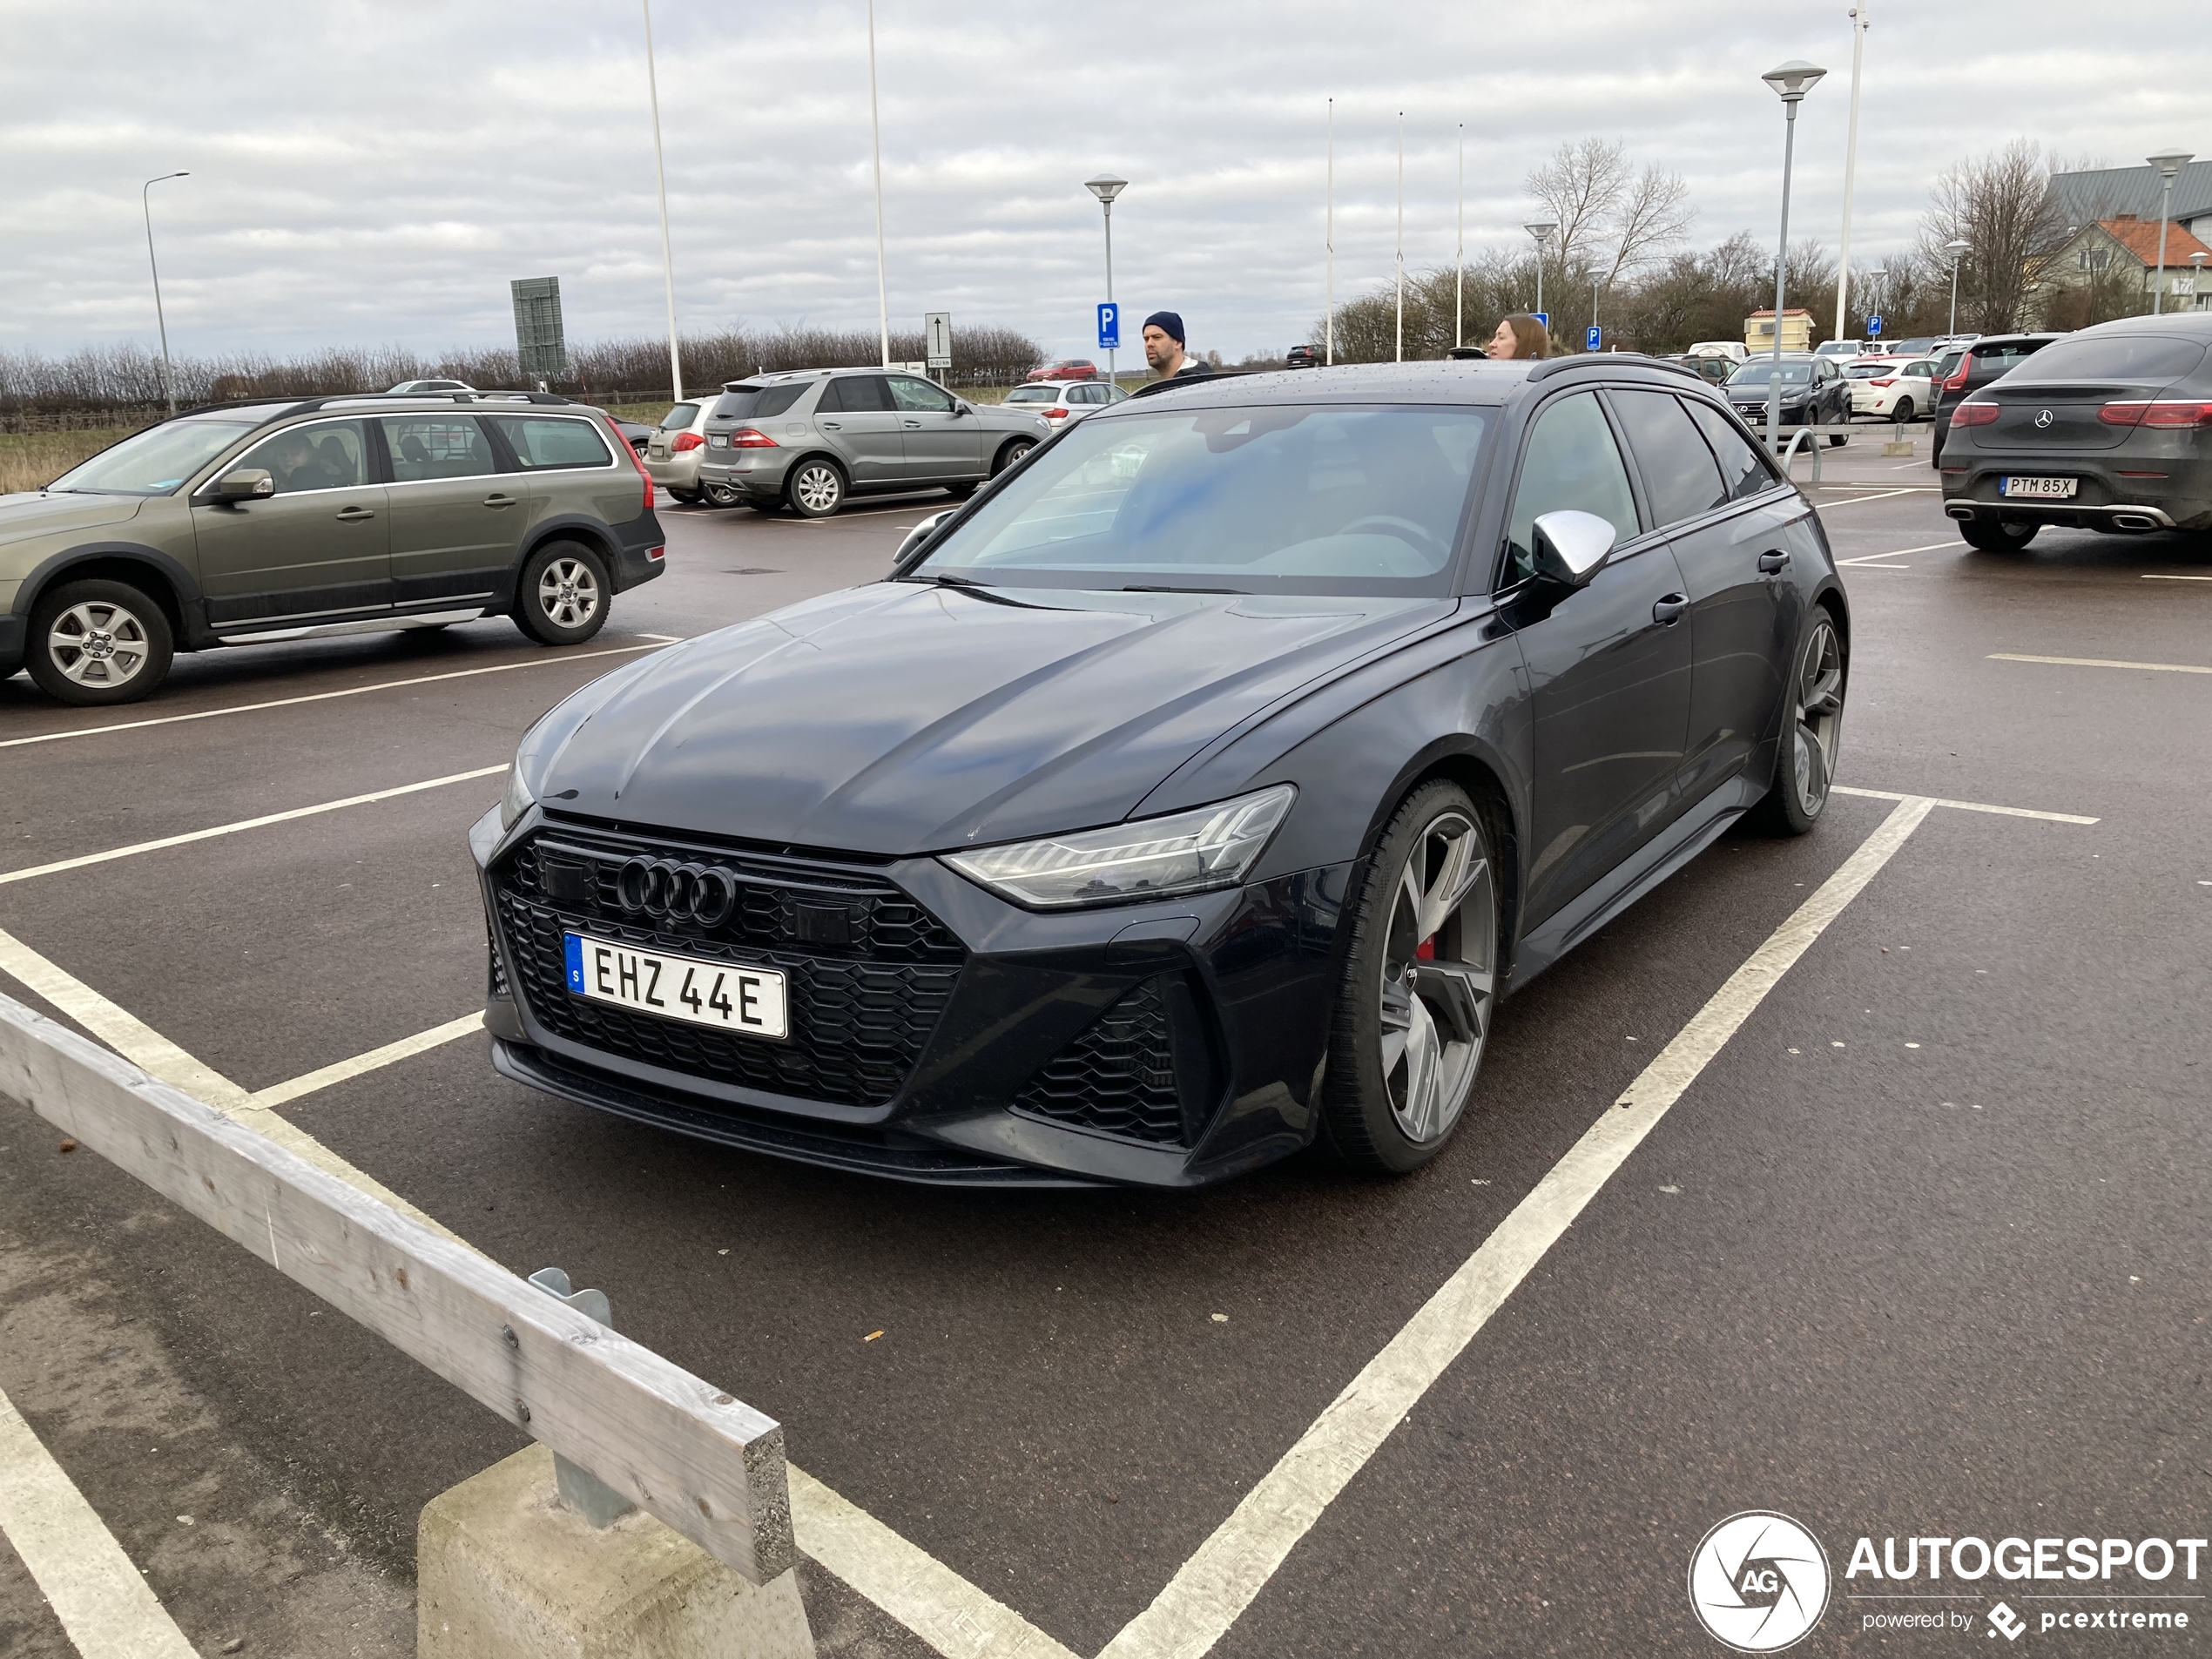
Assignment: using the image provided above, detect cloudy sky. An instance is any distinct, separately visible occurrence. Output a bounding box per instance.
[3,1,2205,367]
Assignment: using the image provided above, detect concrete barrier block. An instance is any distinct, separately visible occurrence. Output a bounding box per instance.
[420,1446,814,1659]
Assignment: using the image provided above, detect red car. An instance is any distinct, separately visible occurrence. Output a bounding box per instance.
[1025,358,1100,382]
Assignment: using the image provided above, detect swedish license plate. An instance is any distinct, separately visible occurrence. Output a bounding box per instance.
[2000,475,2077,499]
[563,933,786,1040]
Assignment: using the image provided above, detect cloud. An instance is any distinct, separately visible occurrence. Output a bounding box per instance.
[2,0,2202,363]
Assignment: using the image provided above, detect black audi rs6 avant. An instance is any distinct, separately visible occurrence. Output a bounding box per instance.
[473,358,1848,1188]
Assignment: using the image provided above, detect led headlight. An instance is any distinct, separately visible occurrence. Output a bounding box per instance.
[942,784,1296,909]
[499,755,536,830]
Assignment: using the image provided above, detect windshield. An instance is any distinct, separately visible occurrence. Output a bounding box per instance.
[658,402,700,429]
[1845,364,1886,379]
[45,420,255,496]
[1729,362,1812,388]
[1003,386,1058,404]
[909,404,1487,596]
[711,383,806,421]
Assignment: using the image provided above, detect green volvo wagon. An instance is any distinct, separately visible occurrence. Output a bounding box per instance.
[0,394,666,705]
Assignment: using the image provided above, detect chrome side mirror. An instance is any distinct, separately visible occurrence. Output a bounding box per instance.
[206,468,274,503]
[1530,509,1616,588]
[894,508,959,563]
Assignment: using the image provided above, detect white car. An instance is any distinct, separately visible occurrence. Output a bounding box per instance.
[643,398,734,505]
[1000,380,1130,426]
[386,378,477,395]
[1845,356,1939,421]
[1815,339,1869,362]
[1686,341,1748,364]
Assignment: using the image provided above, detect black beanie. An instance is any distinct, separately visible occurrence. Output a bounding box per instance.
[1143,310,1185,344]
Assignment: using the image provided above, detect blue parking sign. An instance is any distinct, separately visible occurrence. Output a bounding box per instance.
[1532,311,1548,328]
[1097,303,1120,350]
[1586,325,1602,352]
[1867,314,1884,338]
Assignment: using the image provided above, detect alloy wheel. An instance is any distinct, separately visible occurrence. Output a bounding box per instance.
[537,557,601,630]
[47,599,153,689]
[1791,618,1844,818]
[1378,809,1497,1144]
[792,463,842,514]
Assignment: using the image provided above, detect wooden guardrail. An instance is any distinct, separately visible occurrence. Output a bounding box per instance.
[0,990,795,1586]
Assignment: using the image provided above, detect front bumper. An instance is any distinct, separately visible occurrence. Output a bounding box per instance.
[1940,452,2212,532]
[473,806,1352,1188]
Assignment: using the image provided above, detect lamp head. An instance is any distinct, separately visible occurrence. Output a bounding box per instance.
[1945,239,1971,260]
[1524,220,1557,244]
[1084,173,1129,206]
[1761,60,1827,102]
[2147,148,2194,179]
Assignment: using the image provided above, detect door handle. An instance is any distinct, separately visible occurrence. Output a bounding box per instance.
[483,493,516,508]
[1757,550,1791,574]
[335,506,377,521]
[819,421,843,430]
[1652,593,1689,625]
[902,419,922,428]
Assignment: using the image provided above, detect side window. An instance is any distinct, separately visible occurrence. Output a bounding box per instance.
[489,415,613,470]
[235,420,368,495]
[887,375,954,414]
[1609,391,1728,528]
[1686,401,1782,503]
[755,384,806,418]
[379,416,494,483]
[821,374,891,414]
[1501,393,1640,589]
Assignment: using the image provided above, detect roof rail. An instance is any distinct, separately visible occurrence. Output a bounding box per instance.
[1526,352,1703,383]
[169,389,595,425]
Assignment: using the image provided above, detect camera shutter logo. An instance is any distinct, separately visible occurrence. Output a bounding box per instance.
[1688,1511,1831,1652]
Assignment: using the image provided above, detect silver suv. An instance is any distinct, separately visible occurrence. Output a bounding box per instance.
[2,393,664,705]
[696,368,1050,516]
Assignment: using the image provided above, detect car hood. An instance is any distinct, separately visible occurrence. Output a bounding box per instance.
[532,583,1456,856]
[0,491,146,548]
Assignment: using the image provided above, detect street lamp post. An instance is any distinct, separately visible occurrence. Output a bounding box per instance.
[1525,221,1556,337]
[1454,124,1465,351]
[640,0,682,401]
[1832,3,1871,343]
[2192,250,2209,312]
[1084,174,1127,388]
[1761,60,1827,453]
[1944,238,1971,336]
[1325,98,1334,366]
[867,0,891,368]
[2148,149,2195,315]
[1394,111,1405,364]
[142,172,189,419]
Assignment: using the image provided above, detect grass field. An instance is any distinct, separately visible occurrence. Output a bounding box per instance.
[1,428,132,495]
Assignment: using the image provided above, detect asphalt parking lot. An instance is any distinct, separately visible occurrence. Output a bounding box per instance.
[3,440,2209,1658]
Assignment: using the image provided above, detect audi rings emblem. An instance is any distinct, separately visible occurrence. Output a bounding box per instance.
[616,858,738,927]
[2035,408,2054,428]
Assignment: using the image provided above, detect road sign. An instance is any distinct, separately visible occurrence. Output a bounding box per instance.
[1533,311,1548,328]
[1866,314,1884,338]
[1585,325,1602,352]
[1097,302,1120,351]
[925,312,952,369]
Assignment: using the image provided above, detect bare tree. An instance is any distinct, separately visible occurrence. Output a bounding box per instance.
[1527,138,1631,277]
[1917,140,2072,334]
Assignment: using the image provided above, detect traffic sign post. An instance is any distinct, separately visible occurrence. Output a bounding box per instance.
[1585,324,1602,353]
[925,311,952,374]
[1866,314,1884,339]
[1097,302,1119,351]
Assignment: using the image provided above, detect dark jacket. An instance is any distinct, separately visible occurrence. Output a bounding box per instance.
[1170,359,1214,379]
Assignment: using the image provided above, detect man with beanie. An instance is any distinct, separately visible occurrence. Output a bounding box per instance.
[1141,312,1212,381]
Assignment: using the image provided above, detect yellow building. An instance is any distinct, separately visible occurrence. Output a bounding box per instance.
[1744,308,1814,352]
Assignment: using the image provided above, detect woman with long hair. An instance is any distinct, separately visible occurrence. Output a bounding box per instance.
[1484,315,1552,361]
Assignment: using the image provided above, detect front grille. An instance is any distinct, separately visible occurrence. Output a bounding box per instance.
[490,826,963,1108]
[1013,976,1189,1146]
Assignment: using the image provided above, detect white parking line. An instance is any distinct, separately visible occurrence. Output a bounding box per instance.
[0,1382,199,1659]
[0,637,681,751]
[1831,785,2099,826]
[248,1015,484,1110]
[1812,489,1920,508]
[0,766,505,887]
[1989,651,2212,676]
[791,1467,1080,1659]
[1098,797,1939,1659]
[1837,537,1963,569]
[2141,574,2212,583]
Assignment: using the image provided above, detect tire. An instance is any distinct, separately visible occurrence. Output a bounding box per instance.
[666,487,701,504]
[705,482,743,508]
[1750,606,1845,837]
[25,578,174,705]
[1893,397,1915,423]
[991,437,1036,476]
[1319,780,1500,1173]
[1959,516,2039,553]
[513,542,610,646]
[785,458,846,518]
[943,481,977,500]
[1827,429,1848,448]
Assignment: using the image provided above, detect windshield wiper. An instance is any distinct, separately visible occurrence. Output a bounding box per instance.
[1118,584,1240,594]
[899,572,994,589]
